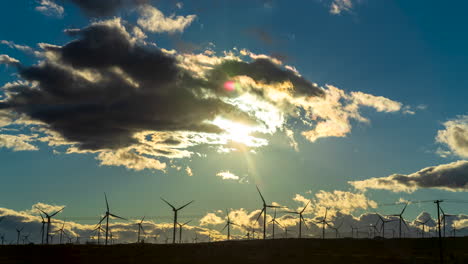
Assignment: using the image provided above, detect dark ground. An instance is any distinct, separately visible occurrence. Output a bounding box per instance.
[0,237,466,264]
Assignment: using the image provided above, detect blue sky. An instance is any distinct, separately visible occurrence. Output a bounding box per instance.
[0,0,467,241]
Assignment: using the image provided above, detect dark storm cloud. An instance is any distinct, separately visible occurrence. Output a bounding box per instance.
[0,19,321,151]
[208,59,323,98]
[350,160,468,192]
[62,0,149,16]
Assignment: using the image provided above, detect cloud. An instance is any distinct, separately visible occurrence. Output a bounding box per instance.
[0,134,38,151]
[137,5,196,33]
[0,18,409,171]
[329,0,354,15]
[185,166,193,176]
[436,115,468,158]
[199,213,224,226]
[35,0,64,18]
[216,171,240,181]
[52,0,149,17]
[0,55,19,65]
[349,160,468,192]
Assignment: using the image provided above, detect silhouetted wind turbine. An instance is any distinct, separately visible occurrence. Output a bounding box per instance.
[268,208,282,239]
[37,206,64,244]
[0,234,5,245]
[160,197,194,244]
[316,208,330,239]
[15,227,23,245]
[329,221,343,239]
[38,212,47,244]
[377,214,397,238]
[416,218,431,238]
[136,216,146,243]
[178,220,192,243]
[350,225,358,239]
[97,193,127,245]
[387,203,408,238]
[287,201,310,239]
[255,185,282,240]
[22,233,30,244]
[221,210,237,240]
[92,223,105,245]
[439,207,455,238]
[58,220,66,244]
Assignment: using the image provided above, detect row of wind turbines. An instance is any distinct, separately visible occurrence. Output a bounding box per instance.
[2,188,462,245]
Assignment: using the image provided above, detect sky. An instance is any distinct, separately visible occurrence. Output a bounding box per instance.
[0,0,467,244]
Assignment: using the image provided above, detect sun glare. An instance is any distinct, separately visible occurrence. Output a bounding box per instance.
[211,117,266,147]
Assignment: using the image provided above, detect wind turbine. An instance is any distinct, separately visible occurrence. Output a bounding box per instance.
[416,218,431,238]
[92,223,105,245]
[22,233,30,244]
[160,197,194,244]
[387,203,409,238]
[221,210,237,240]
[38,212,47,244]
[329,221,343,239]
[0,234,5,245]
[439,207,455,238]
[316,207,330,239]
[192,234,199,243]
[36,206,64,244]
[97,193,127,245]
[377,214,397,238]
[136,216,146,243]
[58,220,66,244]
[268,208,282,239]
[15,227,23,245]
[177,220,192,243]
[255,185,282,240]
[283,225,294,239]
[350,225,359,239]
[288,200,310,238]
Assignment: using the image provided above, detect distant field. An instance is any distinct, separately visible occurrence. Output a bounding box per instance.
[0,238,466,264]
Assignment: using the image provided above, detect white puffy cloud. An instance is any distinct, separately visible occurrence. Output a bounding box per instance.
[216,171,240,181]
[0,134,38,151]
[0,55,19,65]
[35,0,64,18]
[349,160,468,193]
[436,115,468,158]
[137,5,196,33]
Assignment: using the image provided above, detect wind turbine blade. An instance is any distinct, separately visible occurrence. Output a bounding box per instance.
[38,209,49,217]
[97,215,107,225]
[221,223,228,232]
[177,200,194,211]
[323,207,328,220]
[109,213,127,220]
[38,212,44,221]
[140,226,146,235]
[300,201,311,214]
[287,211,299,214]
[160,197,176,210]
[256,208,265,223]
[301,216,309,230]
[256,185,266,204]
[183,220,192,226]
[50,207,65,217]
[140,216,145,224]
[400,203,408,215]
[104,193,109,212]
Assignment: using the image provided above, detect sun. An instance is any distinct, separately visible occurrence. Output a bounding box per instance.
[211,117,264,147]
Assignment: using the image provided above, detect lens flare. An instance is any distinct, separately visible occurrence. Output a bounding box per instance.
[223,80,236,92]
